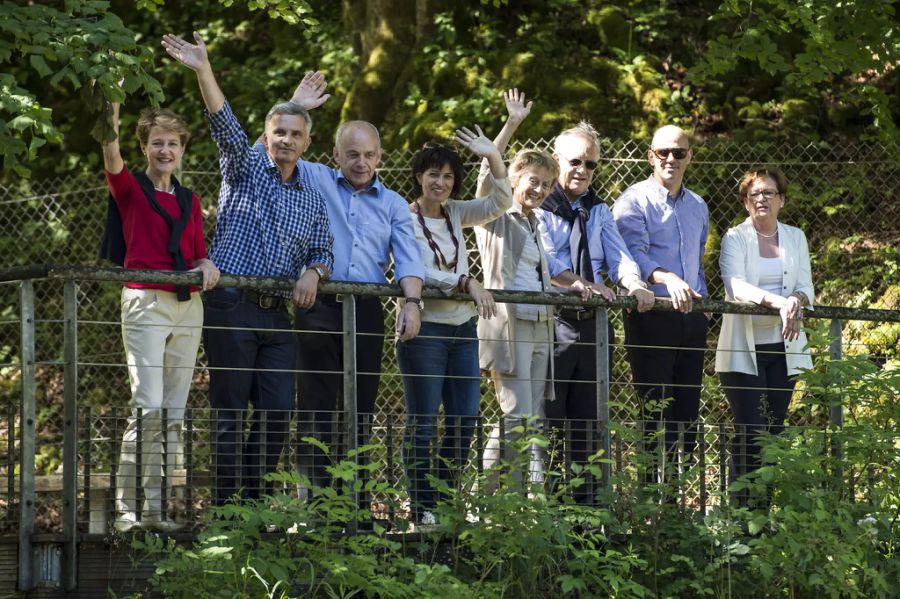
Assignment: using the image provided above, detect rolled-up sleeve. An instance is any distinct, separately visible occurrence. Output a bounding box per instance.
[389,199,425,281]
[612,192,659,282]
[589,204,640,284]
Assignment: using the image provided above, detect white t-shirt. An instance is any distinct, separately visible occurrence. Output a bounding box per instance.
[751,256,784,344]
[513,230,545,321]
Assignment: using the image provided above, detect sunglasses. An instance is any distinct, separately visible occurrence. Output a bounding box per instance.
[748,190,781,200]
[564,157,599,170]
[652,148,689,160]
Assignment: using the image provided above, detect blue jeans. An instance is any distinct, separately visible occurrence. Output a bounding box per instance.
[396,318,480,516]
[202,288,295,505]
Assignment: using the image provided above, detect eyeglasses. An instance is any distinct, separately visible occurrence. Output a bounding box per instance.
[564,157,599,170]
[651,148,689,160]
[748,190,781,200]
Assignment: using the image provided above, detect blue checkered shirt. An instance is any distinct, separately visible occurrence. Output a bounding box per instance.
[205,101,334,293]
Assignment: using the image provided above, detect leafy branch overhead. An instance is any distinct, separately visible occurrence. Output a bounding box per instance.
[3,0,900,179]
[0,0,162,176]
[693,0,900,137]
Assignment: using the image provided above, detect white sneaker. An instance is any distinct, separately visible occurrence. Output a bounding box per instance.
[142,514,184,533]
[114,513,139,533]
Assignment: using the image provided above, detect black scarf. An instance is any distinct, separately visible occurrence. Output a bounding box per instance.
[99,171,194,301]
[540,182,598,282]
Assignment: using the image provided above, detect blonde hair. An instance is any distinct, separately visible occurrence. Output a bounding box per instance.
[509,149,559,183]
[136,108,190,147]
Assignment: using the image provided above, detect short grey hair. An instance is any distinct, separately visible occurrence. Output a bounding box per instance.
[553,120,600,155]
[334,120,381,148]
[265,102,312,130]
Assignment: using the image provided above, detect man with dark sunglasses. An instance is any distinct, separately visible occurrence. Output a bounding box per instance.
[612,125,709,491]
[535,122,654,504]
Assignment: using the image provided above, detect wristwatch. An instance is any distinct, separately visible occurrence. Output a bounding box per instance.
[311,265,328,280]
[405,297,422,309]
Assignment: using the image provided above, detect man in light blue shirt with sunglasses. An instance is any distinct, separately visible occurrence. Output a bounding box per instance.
[613,125,709,487]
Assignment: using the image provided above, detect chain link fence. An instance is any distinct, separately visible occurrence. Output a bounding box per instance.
[0,139,897,486]
[0,138,898,534]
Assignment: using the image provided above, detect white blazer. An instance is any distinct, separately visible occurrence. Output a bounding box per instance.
[715,218,815,376]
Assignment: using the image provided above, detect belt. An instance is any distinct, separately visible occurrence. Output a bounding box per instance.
[244,289,288,311]
[558,307,595,321]
[319,293,381,307]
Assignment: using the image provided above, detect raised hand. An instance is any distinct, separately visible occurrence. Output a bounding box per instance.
[454,125,499,160]
[290,71,331,110]
[504,88,533,123]
[161,32,210,72]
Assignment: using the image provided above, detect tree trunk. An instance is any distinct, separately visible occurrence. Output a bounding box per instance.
[340,0,422,128]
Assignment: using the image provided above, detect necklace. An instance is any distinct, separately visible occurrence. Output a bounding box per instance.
[147,171,175,194]
[754,224,778,238]
[414,201,459,271]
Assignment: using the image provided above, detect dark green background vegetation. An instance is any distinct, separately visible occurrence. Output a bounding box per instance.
[3,0,900,179]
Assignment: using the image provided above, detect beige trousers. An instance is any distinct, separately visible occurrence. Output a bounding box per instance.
[483,318,551,486]
[116,288,202,518]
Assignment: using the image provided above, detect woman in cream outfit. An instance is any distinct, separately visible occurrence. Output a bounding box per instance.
[715,168,813,504]
[475,149,593,486]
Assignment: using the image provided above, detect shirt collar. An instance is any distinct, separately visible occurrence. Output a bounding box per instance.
[645,175,685,203]
[508,201,539,227]
[261,148,303,187]
[336,171,383,197]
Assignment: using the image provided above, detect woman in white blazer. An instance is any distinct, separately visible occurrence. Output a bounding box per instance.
[715,168,814,504]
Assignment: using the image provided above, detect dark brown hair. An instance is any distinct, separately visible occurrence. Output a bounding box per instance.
[410,142,466,198]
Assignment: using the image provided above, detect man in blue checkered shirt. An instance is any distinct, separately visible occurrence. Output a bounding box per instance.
[163,32,335,504]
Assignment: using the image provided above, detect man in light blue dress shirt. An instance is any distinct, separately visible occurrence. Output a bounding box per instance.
[291,113,425,492]
[612,125,709,485]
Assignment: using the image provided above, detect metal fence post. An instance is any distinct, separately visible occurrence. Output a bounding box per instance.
[18,280,36,591]
[342,294,358,535]
[829,319,844,483]
[62,279,79,590]
[594,308,611,485]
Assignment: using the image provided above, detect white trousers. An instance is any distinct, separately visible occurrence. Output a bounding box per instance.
[116,288,202,518]
[483,318,551,487]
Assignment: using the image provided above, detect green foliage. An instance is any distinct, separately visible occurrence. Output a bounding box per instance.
[6,0,900,180]
[0,0,163,176]
[694,0,900,141]
[128,352,900,598]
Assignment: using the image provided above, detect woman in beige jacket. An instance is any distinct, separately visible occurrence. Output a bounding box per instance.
[475,149,592,485]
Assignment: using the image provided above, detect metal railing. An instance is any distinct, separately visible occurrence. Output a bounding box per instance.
[1,265,898,591]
